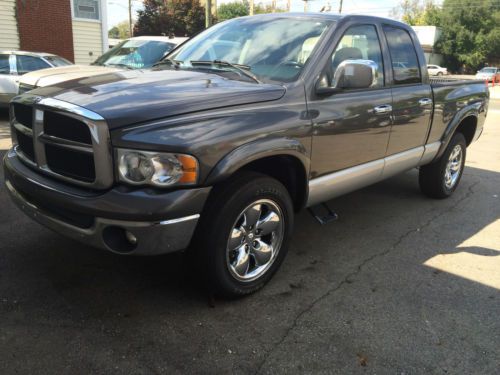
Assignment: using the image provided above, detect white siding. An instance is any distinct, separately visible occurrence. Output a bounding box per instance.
[0,0,19,50]
[72,20,103,64]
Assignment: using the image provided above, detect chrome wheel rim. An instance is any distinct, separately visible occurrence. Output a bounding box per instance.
[226,199,284,282]
[444,145,463,189]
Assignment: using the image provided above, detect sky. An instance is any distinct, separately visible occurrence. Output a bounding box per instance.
[106,0,403,28]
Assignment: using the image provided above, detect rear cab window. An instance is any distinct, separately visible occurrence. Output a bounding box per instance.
[383,25,421,85]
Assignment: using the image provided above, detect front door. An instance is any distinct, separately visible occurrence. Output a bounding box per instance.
[309,24,392,178]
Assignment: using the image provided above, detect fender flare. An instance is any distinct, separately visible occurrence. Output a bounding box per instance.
[434,103,480,160]
[204,137,310,186]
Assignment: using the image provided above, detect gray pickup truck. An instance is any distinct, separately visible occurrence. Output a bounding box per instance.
[4,13,488,297]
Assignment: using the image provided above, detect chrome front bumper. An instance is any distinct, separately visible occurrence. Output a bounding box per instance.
[5,180,200,255]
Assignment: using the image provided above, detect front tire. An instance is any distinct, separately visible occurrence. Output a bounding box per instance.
[192,172,294,297]
[419,132,467,199]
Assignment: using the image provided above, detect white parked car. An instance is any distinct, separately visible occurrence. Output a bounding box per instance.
[475,67,500,82]
[427,64,448,76]
[0,51,72,107]
[17,36,188,94]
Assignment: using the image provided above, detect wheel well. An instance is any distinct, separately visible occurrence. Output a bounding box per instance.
[455,116,477,146]
[238,155,308,211]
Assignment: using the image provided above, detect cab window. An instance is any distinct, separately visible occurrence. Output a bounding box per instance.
[328,24,384,88]
[383,26,421,85]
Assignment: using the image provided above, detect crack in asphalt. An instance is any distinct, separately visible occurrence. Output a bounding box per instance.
[254,181,479,374]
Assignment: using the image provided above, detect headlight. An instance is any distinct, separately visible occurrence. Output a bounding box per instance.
[116,148,198,187]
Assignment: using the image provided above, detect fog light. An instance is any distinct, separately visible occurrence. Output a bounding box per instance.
[125,230,137,245]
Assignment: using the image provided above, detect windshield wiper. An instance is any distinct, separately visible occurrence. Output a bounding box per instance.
[189,60,261,83]
[104,63,134,70]
[152,58,182,68]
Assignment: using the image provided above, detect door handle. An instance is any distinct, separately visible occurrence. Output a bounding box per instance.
[373,104,392,114]
[419,98,433,106]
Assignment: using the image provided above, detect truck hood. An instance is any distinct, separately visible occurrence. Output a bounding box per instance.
[29,69,286,129]
[19,65,122,87]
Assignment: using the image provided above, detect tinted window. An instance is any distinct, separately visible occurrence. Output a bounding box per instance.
[0,54,10,74]
[383,26,421,85]
[329,24,384,88]
[16,56,50,74]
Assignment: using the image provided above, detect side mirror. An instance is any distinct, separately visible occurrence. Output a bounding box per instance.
[316,59,378,96]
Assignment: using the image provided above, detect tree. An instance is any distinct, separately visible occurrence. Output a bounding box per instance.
[390,0,439,26]
[134,0,206,37]
[108,20,132,39]
[217,1,249,21]
[436,0,500,71]
[391,0,500,71]
[254,3,286,14]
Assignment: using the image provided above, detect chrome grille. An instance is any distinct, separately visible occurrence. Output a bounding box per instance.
[10,95,113,189]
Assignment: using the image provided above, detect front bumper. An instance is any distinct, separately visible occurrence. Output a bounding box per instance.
[3,149,211,255]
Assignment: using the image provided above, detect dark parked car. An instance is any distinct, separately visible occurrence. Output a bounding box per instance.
[4,14,488,297]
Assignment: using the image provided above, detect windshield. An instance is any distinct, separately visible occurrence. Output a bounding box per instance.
[480,68,496,73]
[93,39,177,69]
[43,56,72,67]
[169,17,332,83]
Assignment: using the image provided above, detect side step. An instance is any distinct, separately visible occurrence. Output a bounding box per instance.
[308,203,338,225]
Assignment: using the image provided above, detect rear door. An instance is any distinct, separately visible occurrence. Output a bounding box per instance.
[310,23,392,177]
[383,25,433,155]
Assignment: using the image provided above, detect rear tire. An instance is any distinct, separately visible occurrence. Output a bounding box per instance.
[419,132,467,199]
[437,71,443,76]
[191,171,294,298]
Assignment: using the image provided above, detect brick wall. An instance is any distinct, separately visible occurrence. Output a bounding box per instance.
[16,0,75,62]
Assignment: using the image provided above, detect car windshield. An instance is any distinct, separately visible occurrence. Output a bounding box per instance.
[93,39,177,69]
[480,68,496,73]
[168,17,332,83]
[43,56,72,67]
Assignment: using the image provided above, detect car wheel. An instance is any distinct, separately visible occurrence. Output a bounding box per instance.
[437,71,443,76]
[191,171,294,297]
[419,132,467,199]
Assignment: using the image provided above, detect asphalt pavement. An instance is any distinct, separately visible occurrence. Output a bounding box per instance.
[0,102,499,374]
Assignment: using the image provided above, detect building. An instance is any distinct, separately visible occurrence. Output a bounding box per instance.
[0,0,108,64]
[412,26,443,66]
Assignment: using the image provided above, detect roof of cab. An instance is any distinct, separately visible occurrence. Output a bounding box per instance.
[238,12,411,29]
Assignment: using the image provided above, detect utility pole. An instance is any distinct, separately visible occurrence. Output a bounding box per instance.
[303,0,308,12]
[128,0,133,37]
[338,0,343,14]
[249,0,254,15]
[272,0,276,12]
[287,0,291,12]
[205,0,212,28]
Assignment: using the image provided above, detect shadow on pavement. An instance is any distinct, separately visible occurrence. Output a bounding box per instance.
[0,149,498,373]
